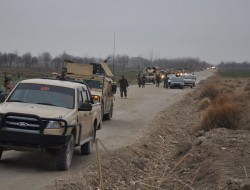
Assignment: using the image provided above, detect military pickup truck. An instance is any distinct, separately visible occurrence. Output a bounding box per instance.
[63,60,117,120]
[0,76,102,170]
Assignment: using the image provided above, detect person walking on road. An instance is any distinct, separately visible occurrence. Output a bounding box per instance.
[118,75,129,98]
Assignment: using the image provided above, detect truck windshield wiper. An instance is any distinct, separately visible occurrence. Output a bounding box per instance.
[36,102,57,106]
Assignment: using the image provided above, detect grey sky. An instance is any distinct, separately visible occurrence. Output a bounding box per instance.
[0,0,250,64]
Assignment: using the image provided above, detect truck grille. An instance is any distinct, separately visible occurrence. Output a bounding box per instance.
[2,115,44,134]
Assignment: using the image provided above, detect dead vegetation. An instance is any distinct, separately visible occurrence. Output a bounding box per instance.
[49,75,250,190]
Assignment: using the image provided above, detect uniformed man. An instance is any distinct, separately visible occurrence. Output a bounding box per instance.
[118,75,129,98]
[137,74,142,87]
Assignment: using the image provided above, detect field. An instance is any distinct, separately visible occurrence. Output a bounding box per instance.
[218,70,250,78]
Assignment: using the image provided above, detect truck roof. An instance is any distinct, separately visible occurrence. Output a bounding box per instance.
[19,78,87,89]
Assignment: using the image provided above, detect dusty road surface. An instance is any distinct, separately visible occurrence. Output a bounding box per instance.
[0,70,215,190]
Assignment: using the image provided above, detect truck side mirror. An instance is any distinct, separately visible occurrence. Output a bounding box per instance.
[111,84,117,94]
[78,102,92,111]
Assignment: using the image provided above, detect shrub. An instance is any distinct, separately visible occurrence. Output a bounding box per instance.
[197,97,211,110]
[199,82,220,101]
[244,84,250,92]
[200,100,242,131]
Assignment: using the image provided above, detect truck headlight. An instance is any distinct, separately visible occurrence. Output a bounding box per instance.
[46,121,65,129]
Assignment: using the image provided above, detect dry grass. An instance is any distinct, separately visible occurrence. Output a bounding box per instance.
[199,94,243,131]
[244,84,250,92]
[195,75,249,132]
[199,81,220,101]
[197,97,211,110]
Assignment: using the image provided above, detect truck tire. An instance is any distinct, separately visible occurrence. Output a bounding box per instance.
[81,127,96,155]
[56,135,74,171]
[103,103,113,120]
[101,102,104,121]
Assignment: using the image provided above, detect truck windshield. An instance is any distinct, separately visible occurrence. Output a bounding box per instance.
[8,83,75,109]
[83,80,103,89]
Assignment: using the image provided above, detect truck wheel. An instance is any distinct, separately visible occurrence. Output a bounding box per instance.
[101,103,104,121]
[106,104,113,120]
[81,128,96,155]
[103,104,113,120]
[56,135,74,171]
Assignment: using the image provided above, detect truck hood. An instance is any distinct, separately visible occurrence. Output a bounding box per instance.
[90,90,102,96]
[0,102,72,119]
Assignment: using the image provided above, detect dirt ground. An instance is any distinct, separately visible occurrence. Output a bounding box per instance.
[50,71,250,190]
[1,69,250,190]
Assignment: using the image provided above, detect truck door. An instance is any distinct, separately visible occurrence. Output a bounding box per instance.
[77,87,92,139]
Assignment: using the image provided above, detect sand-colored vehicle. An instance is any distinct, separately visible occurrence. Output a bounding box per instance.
[0,76,102,170]
[63,59,117,120]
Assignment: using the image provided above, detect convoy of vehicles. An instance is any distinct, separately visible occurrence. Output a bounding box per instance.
[166,73,196,89]
[0,63,197,171]
[0,75,102,170]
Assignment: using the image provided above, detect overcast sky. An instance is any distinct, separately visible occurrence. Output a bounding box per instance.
[0,0,250,64]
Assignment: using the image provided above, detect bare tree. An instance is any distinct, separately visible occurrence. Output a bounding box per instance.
[39,52,52,69]
[52,57,63,70]
[116,55,130,70]
[7,53,17,67]
[23,52,33,68]
[31,56,38,67]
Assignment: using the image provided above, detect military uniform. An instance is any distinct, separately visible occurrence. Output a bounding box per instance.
[118,76,129,98]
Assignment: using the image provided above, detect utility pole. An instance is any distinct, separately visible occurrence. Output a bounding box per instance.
[113,32,115,75]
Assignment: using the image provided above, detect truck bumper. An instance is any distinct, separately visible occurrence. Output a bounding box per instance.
[0,130,71,149]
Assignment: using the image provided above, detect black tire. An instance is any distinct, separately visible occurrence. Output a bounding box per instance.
[101,101,105,121]
[0,147,4,159]
[103,104,113,120]
[81,127,96,155]
[56,135,74,171]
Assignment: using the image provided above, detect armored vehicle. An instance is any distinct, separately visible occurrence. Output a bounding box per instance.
[63,59,117,120]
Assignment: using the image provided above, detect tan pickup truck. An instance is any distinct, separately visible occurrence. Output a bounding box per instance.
[63,60,117,120]
[0,77,102,170]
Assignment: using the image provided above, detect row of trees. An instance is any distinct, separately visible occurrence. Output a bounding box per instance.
[218,61,250,70]
[0,51,213,73]
[0,51,97,70]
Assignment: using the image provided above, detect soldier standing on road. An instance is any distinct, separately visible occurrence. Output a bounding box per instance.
[118,75,129,98]
[137,74,142,87]
[163,75,169,88]
[155,73,161,87]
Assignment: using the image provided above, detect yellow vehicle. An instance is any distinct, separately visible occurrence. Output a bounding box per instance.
[63,60,117,120]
